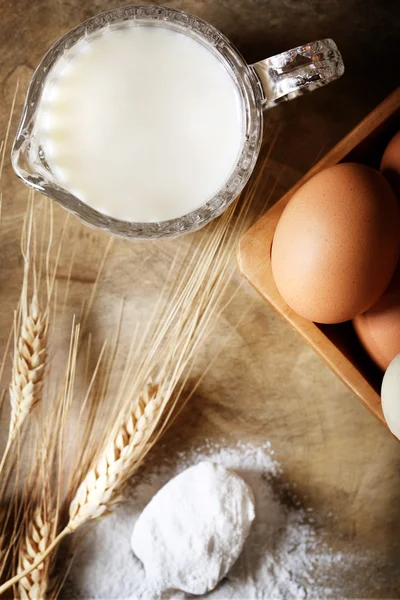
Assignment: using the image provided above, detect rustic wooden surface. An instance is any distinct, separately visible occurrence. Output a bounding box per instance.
[1,0,400,597]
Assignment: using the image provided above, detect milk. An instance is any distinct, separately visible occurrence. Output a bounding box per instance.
[38,24,244,222]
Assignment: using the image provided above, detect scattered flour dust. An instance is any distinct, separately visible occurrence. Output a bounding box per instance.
[64,440,353,599]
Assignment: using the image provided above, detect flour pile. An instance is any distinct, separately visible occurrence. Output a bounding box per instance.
[63,440,358,599]
[132,462,255,595]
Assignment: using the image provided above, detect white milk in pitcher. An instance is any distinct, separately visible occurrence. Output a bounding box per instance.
[38,24,244,222]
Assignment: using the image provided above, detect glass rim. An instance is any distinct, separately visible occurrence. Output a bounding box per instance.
[12,4,264,239]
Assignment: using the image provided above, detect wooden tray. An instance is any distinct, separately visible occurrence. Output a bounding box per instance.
[237,88,400,427]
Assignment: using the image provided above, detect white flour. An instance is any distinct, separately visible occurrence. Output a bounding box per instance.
[63,440,360,599]
[131,462,255,595]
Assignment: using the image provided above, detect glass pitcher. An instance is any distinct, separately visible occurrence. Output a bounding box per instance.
[12,5,344,239]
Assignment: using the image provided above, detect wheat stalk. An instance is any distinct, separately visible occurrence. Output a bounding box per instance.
[0,196,72,477]
[17,507,53,600]
[63,216,242,530]
[68,380,160,530]
[8,198,48,443]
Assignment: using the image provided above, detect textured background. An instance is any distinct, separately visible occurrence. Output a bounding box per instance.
[0,0,400,597]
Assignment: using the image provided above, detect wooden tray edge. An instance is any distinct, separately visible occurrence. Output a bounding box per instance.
[236,90,400,427]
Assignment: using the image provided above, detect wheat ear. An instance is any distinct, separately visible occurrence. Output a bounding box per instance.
[9,295,47,441]
[11,322,81,598]
[17,507,53,600]
[68,380,160,530]
[0,382,163,593]
[0,295,47,476]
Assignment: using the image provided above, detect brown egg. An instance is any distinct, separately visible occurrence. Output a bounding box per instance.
[271,163,400,324]
[353,265,400,370]
[380,130,400,197]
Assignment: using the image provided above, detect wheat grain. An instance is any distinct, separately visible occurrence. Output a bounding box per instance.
[68,381,160,530]
[17,507,52,600]
[9,295,47,441]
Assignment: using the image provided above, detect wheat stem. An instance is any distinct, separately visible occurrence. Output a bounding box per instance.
[81,237,113,331]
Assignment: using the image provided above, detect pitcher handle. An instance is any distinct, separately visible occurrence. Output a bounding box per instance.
[251,39,344,109]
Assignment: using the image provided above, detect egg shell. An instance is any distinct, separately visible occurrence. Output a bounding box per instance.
[380,130,400,197]
[381,353,400,440]
[353,265,400,371]
[271,163,400,324]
